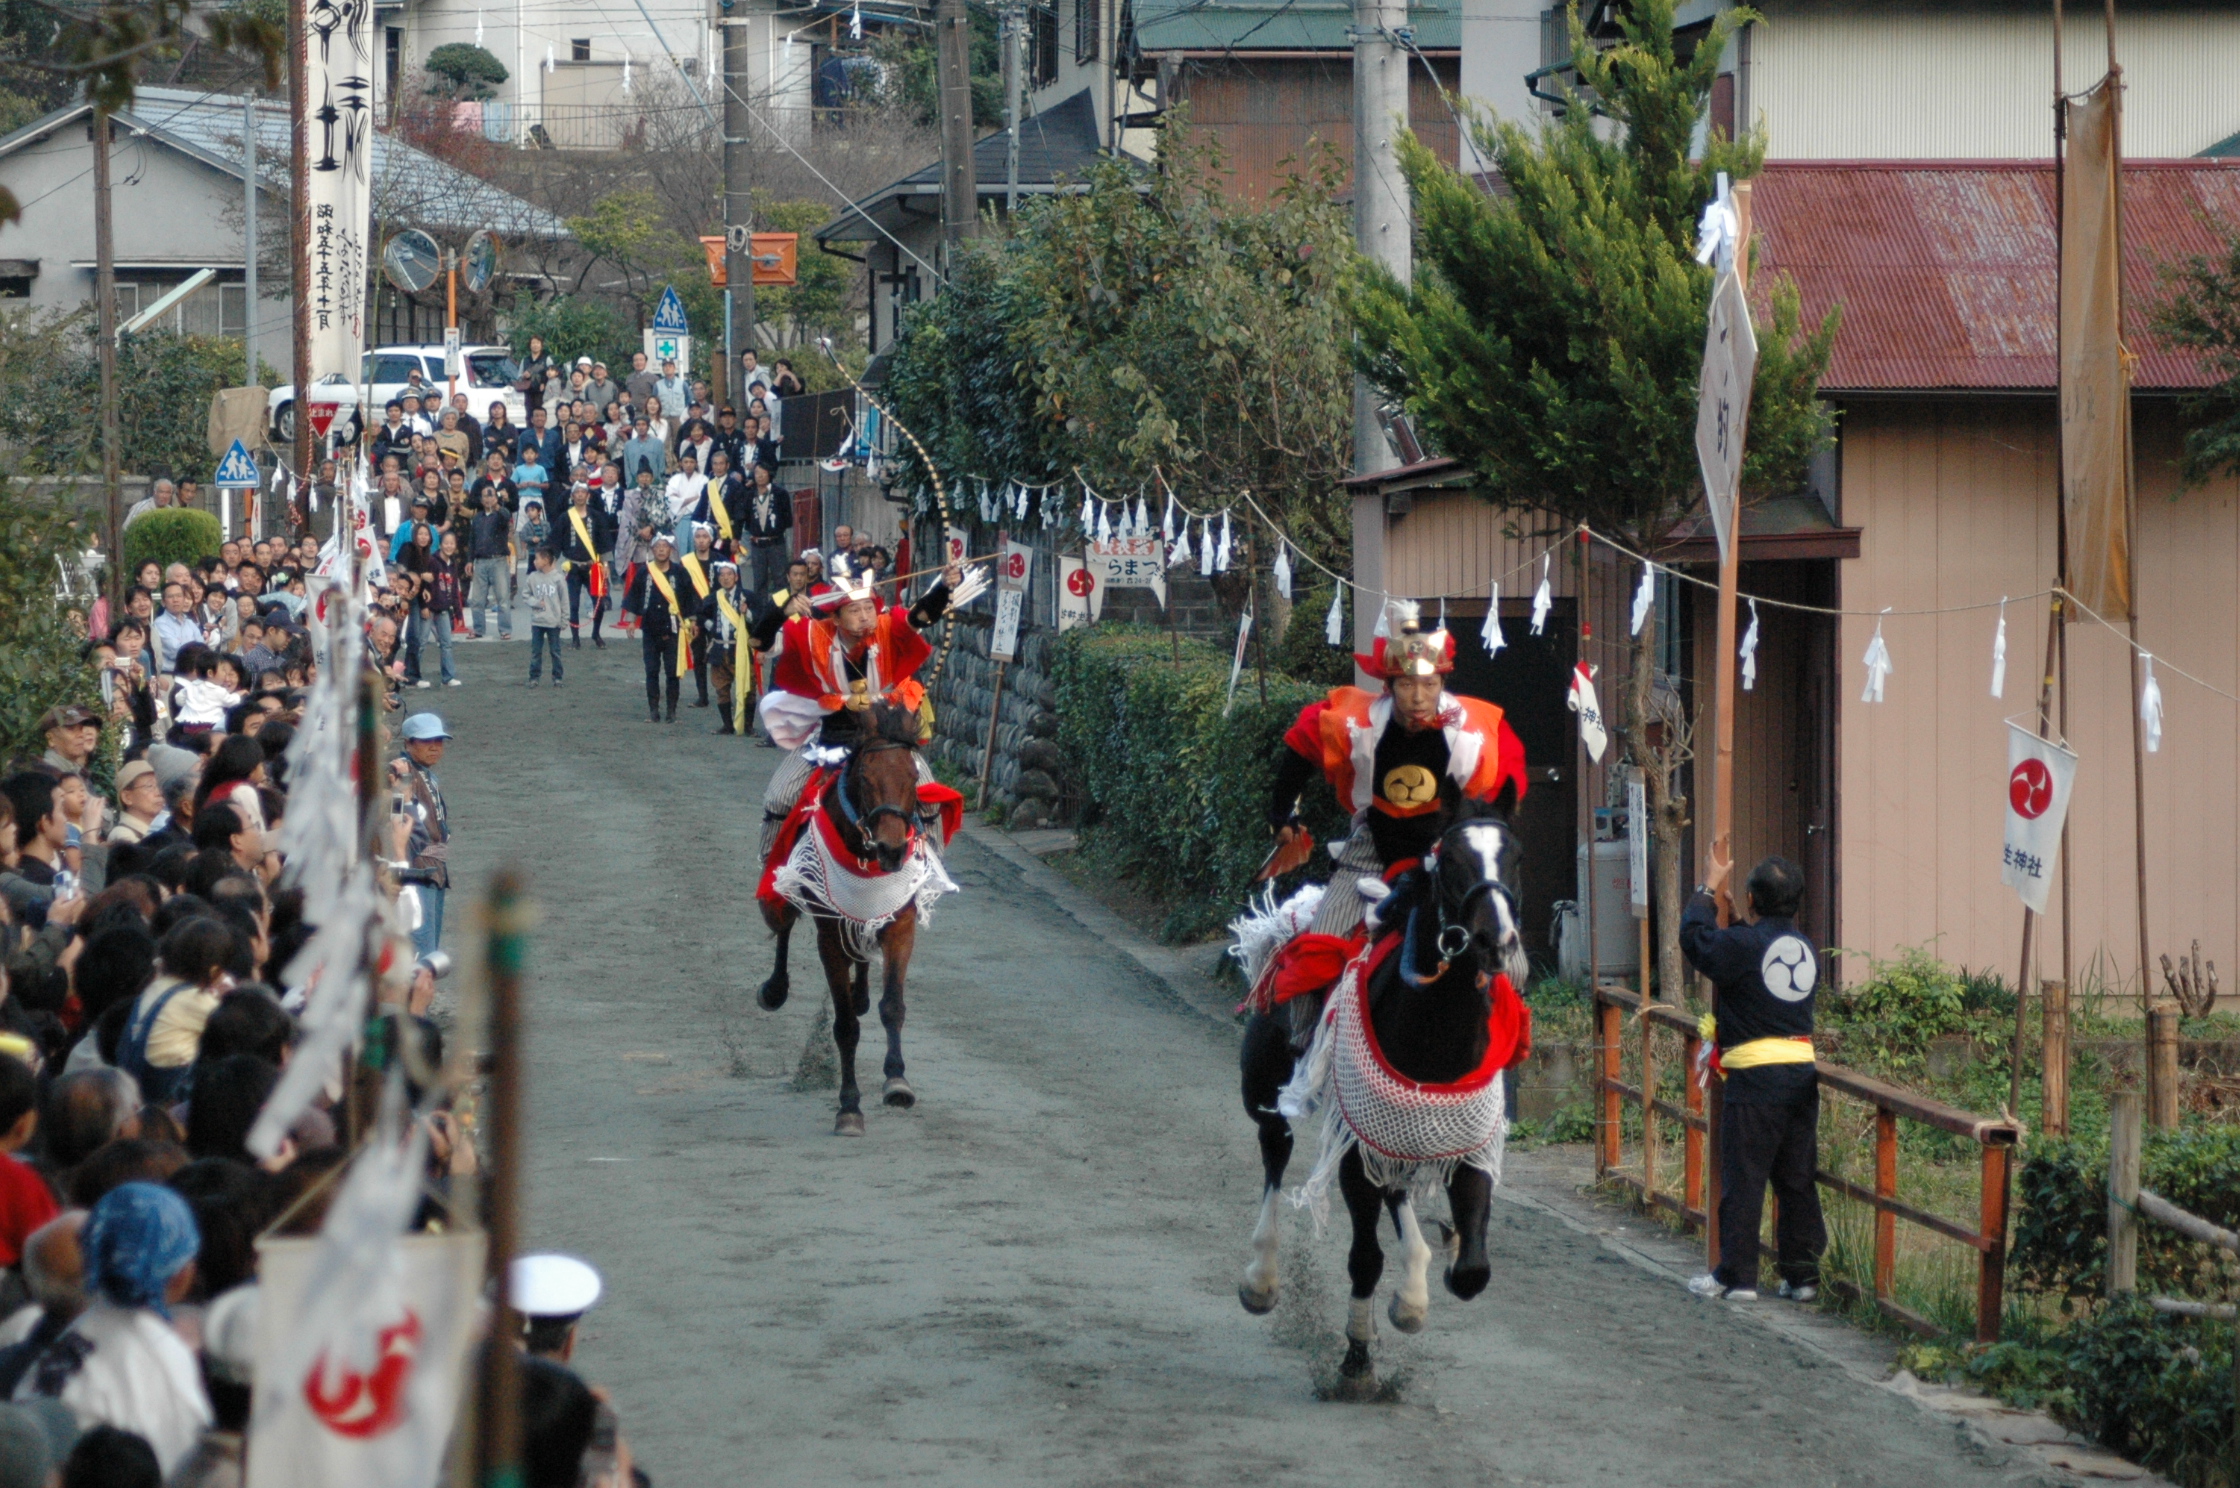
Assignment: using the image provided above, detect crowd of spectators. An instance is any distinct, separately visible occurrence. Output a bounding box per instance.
[0,548,639,1483]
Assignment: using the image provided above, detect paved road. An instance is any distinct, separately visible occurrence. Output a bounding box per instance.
[422,626,2056,1488]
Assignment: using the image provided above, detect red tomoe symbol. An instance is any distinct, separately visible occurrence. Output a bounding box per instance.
[1005,552,1027,581]
[2010,758,2054,819]
[1066,568,1095,596]
[304,1311,422,1439]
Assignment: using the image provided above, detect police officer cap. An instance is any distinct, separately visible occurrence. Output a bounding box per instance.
[510,1253,601,1319]
[400,713,453,742]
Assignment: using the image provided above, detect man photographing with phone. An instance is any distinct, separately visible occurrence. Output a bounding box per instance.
[386,713,453,962]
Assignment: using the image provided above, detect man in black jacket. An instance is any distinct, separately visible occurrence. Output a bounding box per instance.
[1680,851,1825,1304]
[556,482,614,649]
[622,535,690,722]
[697,558,771,736]
[741,463,790,595]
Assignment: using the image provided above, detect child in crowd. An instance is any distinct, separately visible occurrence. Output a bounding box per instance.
[523,547,568,688]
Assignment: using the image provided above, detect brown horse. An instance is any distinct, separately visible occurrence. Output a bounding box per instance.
[758,704,941,1136]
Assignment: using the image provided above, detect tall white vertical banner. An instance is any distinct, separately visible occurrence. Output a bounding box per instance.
[990,538,1032,662]
[2001,722,2077,915]
[304,0,375,382]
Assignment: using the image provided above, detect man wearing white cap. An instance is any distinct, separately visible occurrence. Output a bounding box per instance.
[621,536,692,723]
[387,714,453,959]
[509,1254,601,1363]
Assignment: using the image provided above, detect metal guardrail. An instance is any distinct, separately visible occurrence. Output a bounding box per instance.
[1593,983,2020,1343]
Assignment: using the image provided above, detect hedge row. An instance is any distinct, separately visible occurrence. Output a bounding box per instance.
[1052,625,1350,938]
[2013,1124,2240,1302]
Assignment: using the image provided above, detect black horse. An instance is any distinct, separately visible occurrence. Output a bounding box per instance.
[1237,797,1528,1390]
[758,705,937,1135]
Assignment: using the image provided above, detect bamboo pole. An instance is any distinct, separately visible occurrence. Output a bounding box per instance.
[474,868,529,1488]
[2041,978,2070,1134]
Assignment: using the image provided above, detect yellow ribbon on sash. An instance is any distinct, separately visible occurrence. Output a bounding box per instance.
[677,619,696,677]
[705,481,735,542]
[568,506,598,561]
[681,552,712,599]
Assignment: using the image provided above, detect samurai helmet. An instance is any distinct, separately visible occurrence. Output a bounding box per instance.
[1354,599,1454,679]
[812,551,880,612]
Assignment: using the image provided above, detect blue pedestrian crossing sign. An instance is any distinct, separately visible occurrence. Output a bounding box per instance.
[213,440,259,487]
[652,285,690,334]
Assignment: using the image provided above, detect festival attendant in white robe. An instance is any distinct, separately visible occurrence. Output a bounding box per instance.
[15,1182,210,1477]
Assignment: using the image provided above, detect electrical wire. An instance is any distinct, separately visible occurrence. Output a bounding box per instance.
[2060,587,2240,709]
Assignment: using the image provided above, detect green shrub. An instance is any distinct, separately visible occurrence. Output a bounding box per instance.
[1819,944,1972,1079]
[123,508,222,576]
[1273,581,1352,688]
[2013,1125,2240,1302]
[2065,1298,2236,1487]
[1053,624,1346,939]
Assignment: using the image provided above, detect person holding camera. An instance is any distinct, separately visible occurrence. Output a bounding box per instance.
[386,714,453,960]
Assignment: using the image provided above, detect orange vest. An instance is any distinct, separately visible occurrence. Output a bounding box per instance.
[1312,686,1513,819]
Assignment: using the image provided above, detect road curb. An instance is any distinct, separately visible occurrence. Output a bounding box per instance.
[957,821,1242,1033]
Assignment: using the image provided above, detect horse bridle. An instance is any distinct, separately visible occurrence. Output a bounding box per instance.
[1401,841,1520,987]
[830,737,919,864]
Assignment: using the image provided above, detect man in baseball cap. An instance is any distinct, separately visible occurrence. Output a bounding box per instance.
[509,1253,602,1363]
[390,714,453,958]
[36,706,100,776]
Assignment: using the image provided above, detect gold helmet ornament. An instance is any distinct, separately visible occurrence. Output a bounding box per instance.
[1353,599,1455,679]
[810,552,881,613]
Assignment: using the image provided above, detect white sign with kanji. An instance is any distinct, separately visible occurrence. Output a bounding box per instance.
[1694,267,1758,561]
[1058,556,1095,630]
[1089,535,1165,609]
[991,538,1032,662]
[2002,721,2077,915]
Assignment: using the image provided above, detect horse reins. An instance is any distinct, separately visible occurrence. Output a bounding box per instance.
[1399,847,1520,989]
[829,737,920,869]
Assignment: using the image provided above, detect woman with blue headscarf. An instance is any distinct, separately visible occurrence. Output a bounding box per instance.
[15,1183,210,1477]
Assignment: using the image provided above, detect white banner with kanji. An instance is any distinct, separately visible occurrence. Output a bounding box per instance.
[990,539,1032,662]
[1058,556,1094,630]
[1089,535,1165,608]
[2002,722,2077,915]
[248,1232,485,1488]
[303,0,373,383]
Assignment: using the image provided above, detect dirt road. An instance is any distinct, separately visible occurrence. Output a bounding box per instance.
[425,628,2055,1487]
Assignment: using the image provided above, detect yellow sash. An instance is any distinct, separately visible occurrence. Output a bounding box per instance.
[1723,1037,1817,1070]
[568,506,598,561]
[705,480,735,541]
[717,589,749,731]
[644,561,680,615]
[716,589,745,637]
[681,552,712,598]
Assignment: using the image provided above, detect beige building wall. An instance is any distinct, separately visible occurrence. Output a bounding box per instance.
[1747,3,2240,160]
[1837,399,2240,997]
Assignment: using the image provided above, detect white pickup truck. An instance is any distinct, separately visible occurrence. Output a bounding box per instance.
[268,343,527,443]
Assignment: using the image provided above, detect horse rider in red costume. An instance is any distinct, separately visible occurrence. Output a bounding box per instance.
[1263,601,1530,1044]
[754,551,971,866]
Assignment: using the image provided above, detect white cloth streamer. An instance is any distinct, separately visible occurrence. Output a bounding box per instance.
[1630,562,1656,637]
[1990,599,2008,699]
[1529,554,1552,636]
[2141,654,2163,753]
[1480,582,1504,656]
[1739,597,1760,692]
[1861,612,1892,703]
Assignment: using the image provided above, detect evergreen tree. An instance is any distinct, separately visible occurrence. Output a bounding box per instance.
[1348,0,1837,996]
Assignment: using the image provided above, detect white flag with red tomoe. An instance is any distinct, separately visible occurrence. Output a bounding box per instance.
[2002,721,2077,915]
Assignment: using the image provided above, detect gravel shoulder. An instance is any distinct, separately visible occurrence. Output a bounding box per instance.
[425,626,2107,1487]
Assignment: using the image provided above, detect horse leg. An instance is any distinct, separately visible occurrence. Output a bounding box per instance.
[852,955,871,1019]
[819,920,865,1136]
[1385,1192,1435,1333]
[877,912,916,1107]
[1336,1149,1385,1384]
[758,903,794,1011]
[1237,1013,1294,1315]
[1443,1165,1493,1300]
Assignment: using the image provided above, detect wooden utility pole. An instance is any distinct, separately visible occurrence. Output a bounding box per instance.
[93,109,121,603]
[244,92,259,389]
[474,869,529,1487]
[1348,0,1408,654]
[935,0,978,249]
[721,0,753,406]
[1003,2,1022,217]
[289,0,313,508]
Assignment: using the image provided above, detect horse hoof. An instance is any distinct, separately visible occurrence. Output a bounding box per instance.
[1237,1279,1279,1315]
[833,1110,865,1137]
[1329,1341,1378,1398]
[882,1078,916,1108]
[1444,1261,1491,1301]
[757,972,789,1011]
[1388,1294,1428,1334]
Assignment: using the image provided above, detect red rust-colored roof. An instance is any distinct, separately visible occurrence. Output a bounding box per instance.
[1752,160,2240,393]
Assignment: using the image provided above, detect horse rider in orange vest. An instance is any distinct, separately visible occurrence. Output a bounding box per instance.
[753,551,968,866]
[1264,601,1530,1042]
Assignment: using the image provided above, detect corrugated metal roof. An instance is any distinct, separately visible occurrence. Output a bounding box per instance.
[816,89,1108,243]
[1129,0,1456,54]
[1753,160,2240,393]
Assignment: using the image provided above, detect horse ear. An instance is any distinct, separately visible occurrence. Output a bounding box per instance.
[1488,778,1520,821]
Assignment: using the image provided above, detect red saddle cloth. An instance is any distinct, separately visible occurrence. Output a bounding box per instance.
[1248,928,1533,1073]
[756,768,967,909]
